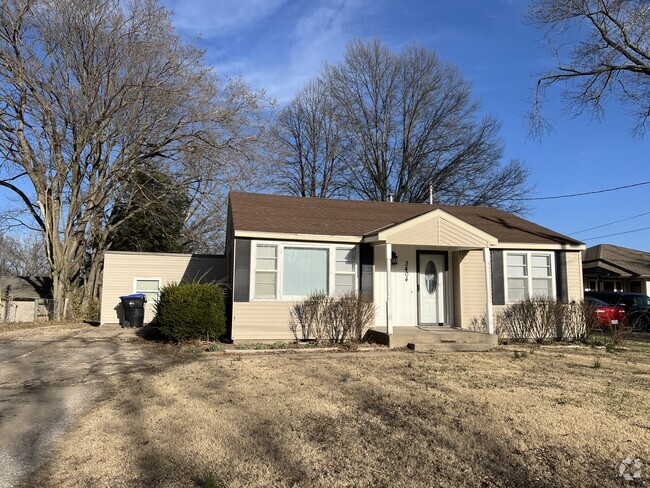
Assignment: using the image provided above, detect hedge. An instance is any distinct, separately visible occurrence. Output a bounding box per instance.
[155,282,225,341]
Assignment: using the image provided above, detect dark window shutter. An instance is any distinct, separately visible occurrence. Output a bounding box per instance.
[234,239,251,302]
[491,250,505,305]
[359,244,374,299]
[556,251,569,303]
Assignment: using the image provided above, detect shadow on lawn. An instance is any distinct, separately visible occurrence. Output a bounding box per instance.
[110,353,623,487]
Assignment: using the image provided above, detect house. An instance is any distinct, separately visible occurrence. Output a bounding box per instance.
[99,252,225,325]
[223,192,585,341]
[0,276,53,322]
[583,244,650,294]
[99,192,586,339]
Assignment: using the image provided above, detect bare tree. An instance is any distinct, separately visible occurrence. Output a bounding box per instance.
[528,0,650,137]
[274,80,346,198]
[0,232,49,276]
[0,0,271,317]
[318,39,530,210]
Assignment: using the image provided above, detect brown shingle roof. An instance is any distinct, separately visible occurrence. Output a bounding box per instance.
[583,244,650,277]
[229,192,582,246]
[0,276,52,299]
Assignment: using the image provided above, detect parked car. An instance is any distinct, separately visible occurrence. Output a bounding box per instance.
[585,291,650,331]
[584,296,626,328]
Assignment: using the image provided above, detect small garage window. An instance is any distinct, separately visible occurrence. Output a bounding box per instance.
[134,278,161,304]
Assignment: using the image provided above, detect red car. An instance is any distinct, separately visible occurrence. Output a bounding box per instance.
[586,297,626,327]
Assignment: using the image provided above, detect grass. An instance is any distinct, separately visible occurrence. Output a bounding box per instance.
[0,321,87,335]
[32,340,650,487]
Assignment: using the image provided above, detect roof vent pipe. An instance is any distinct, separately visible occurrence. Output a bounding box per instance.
[429,184,433,205]
[388,192,394,203]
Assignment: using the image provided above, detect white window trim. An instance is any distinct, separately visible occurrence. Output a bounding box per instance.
[133,277,162,304]
[503,251,556,304]
[249,241,359,301]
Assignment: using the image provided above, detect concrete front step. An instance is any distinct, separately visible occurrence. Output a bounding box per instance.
[366,327,498,351]
[391,331,497,346]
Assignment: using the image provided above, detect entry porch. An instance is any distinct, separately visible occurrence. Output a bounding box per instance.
[365,208,500,347]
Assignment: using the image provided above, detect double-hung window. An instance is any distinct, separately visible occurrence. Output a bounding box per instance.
[134,278,161,304]
[335,247,356,296]
[505,252,554,302]
[255,244,278,299]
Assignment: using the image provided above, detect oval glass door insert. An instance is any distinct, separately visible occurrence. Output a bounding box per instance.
[424,260,437,294]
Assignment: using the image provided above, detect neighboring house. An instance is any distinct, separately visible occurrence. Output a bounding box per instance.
[583,244,650,294]
[0,276,53,322]
[100,252,225,325]
[223,192,585,341]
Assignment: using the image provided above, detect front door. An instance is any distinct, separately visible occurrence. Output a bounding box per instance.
[418,253,445,325]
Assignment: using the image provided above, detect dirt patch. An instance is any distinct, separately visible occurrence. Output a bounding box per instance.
[33,342,650,487]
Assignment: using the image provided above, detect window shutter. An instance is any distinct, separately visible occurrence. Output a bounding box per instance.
[555,251,569,303]
[233,239,251,302]
[491,250,505,305]
[359,244,374,299]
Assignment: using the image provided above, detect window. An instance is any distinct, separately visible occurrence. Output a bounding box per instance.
[255,244,277,298]
[283,247,329,296]
[505,252,554,303]
[602,280,622,292]
[135,279,160,304]
[506,254,528,302]
[251,242,358,300]
[335,247,356,296]
[531,254,553,297]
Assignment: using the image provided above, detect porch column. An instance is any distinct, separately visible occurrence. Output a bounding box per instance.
[483,247,495,334]
[385,243,393,335]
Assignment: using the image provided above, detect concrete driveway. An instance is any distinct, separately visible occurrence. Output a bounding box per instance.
[0,324,177,488]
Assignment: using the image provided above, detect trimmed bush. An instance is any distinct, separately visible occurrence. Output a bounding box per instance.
[155,282,225,341]
[497,297,594,343]
[289,292,375,344]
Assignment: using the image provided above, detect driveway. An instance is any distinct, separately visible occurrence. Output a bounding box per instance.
[0,324,176,488]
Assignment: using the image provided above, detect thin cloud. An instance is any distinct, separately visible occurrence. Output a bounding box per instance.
[162,0,288,37]
[213,0,366,103]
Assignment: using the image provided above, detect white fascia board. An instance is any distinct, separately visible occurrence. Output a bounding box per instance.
[234,230,363,243]
[494,242,586,251]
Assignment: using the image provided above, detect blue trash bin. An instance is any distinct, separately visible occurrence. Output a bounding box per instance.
[119,293,146,328]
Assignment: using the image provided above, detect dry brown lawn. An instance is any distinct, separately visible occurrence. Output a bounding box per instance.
[32,341,650,487]
[0,321,87,336]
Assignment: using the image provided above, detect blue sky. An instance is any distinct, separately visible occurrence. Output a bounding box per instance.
[158,0,650,251]
[171,0,647,250]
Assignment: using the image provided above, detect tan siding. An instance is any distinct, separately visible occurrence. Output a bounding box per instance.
[458,249,487,328]
[566,251,583,301]
[439,217,489,247]
[100,252,225,325]
[232,301,295,340]
[384,215,490,247]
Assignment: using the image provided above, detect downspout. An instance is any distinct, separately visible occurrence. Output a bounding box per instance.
[483,247,494,334]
